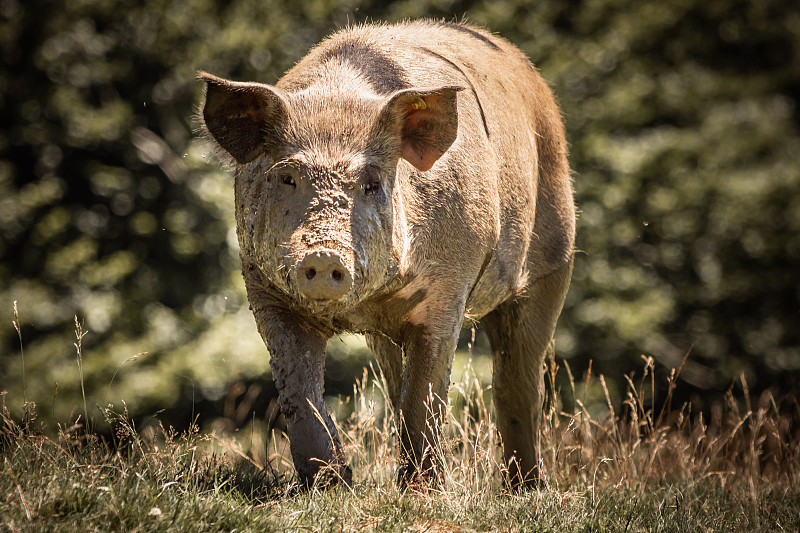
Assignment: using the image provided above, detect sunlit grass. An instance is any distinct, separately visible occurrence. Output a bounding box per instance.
[2,333,799,531]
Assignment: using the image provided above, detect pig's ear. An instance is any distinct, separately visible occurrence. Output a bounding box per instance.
[382,86,463,172]
[198,70,289,164]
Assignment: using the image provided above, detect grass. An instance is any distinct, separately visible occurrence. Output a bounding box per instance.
[2,342,799,532]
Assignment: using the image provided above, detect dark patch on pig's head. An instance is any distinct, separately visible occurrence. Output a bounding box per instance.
[432,21,501,51]
[319,41,409,95]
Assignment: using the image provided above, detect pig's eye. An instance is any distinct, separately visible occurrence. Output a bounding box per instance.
[363,168,381,195]
[279,173,296,188]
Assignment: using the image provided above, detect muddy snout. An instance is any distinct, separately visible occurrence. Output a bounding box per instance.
[295,250,353,301]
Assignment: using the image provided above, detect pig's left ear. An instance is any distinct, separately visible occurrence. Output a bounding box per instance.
[381,86,463,172]
[198,70,289,164]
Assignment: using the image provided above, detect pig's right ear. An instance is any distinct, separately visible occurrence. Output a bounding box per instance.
[197,71,289,164]
[381,86,464,172]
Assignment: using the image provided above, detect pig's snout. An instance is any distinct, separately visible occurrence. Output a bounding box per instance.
[296,250,353,301]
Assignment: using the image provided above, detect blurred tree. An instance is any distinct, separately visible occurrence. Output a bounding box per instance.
[0,0,351,424]
[515,0,800,402]
[1,0,798,427]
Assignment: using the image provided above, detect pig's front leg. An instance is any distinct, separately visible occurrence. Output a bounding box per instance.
[396,292,466,486]
[245,283,351,486]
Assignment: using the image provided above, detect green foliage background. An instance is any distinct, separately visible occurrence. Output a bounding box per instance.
[1,0,798,425]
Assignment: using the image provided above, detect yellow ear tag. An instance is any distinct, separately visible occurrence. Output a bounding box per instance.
[410,97,427,110]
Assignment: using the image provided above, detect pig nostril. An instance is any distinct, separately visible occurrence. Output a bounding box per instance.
[296,252,351,300]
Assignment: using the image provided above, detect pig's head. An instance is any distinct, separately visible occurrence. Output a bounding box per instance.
[198,71,461,317]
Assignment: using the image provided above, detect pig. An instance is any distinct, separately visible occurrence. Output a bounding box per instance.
[198,19,575,488]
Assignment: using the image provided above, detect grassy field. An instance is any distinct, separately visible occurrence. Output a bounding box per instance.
[2,351,799,532]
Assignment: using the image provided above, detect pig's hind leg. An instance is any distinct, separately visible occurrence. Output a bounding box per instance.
[482,259,573,488]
